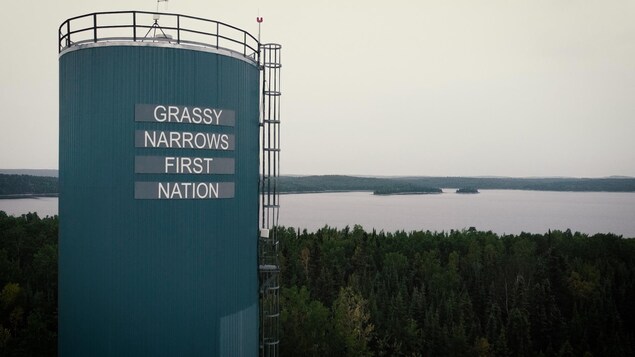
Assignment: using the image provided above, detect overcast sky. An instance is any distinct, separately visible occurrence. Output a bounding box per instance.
[1,1,634,177]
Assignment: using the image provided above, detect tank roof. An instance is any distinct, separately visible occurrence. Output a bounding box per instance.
[59,11,259,64]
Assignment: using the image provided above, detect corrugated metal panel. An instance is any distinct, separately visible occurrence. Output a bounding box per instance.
[59,44,259,356]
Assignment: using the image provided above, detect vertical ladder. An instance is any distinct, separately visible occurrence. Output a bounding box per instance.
[259,43,281,357]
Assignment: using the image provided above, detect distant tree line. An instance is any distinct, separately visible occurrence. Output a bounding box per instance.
[278,226,635,356]
[0,175,58,196]
[278,175,635,193]
[278,175,391,193]
[374,184,441,195]
[2,174,635,196]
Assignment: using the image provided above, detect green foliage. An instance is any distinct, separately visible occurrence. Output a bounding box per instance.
[1,209,635,356]
[278,226,635,356]
[0,283,21,308]
[332,286,374,357]
[0,211,57,356]
[280,286,333,356]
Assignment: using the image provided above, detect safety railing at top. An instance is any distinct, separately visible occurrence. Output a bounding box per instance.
[59,11,259,63]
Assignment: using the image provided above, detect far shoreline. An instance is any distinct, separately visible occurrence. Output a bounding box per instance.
[0,193,58,200]
[3,189,635,199]
[280,188,635,195]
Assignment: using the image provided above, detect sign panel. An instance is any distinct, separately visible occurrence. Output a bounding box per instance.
[135,130,235,150]
[135,181,235,199]
[134,103,237,200]
[135,156,235,174]
[135,104,235,126]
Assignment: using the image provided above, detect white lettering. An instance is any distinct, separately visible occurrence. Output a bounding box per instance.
[204,158,214,172]
[144,105,230,125]
[144,131,157,147]
[220,134,229,150]
[180,157,192,174]
[192,107,203,124]
[172,182,184,198]
[168,106,179,122]
[157,131,168,147]
[139,131,232,150]
[156,182,223,199]
[192,158,203,174]
[159,157,217,174]
[165,157,175,172]
[203,108,214,125]
[182,132,193,148]
[207,133,221,149]
[158,182,170,198]
[181,107,191,123]
[169,131,181,148]
[213,109,222,124]
[194,132,207,148]
[181,183,192,198]
[209,182,219,198]
[196,182,208,197]
[154,105,167,122]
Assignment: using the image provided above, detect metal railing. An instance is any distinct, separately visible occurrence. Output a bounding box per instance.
[58,11,259,62]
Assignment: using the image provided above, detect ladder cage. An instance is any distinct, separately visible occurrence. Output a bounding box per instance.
[259,43,281,357]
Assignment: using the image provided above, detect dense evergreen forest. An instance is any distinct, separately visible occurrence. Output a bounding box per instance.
[278,226,635,356]
[1,211,635,355]
[279,175,635,193]
[0,174,58,197]
[0,212,57,356]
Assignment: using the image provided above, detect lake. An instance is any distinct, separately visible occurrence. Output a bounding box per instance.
[279,190,635,237]
[1,190,634,237]
[0,197,59,218]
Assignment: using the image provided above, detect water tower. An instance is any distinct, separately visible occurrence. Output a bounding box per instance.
[58,10,280,356]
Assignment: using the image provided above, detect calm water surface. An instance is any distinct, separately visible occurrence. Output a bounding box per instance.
[1,190,634,236]
[0,197,58,218]
[279,190,635,237]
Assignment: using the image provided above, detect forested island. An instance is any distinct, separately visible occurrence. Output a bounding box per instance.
[2,211,635,356]
[457,187,480,194]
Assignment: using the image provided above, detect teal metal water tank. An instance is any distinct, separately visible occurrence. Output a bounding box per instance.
[58,12,260,356]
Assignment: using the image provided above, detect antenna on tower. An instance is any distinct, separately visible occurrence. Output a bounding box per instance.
[256,13,263,43]
[145,0,172,41]
[154,0,169,22]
